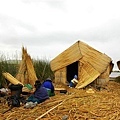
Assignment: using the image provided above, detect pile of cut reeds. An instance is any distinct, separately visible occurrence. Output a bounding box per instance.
[0,81,120,120]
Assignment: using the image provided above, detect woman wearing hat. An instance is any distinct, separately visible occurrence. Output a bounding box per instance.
[42,78,55,97]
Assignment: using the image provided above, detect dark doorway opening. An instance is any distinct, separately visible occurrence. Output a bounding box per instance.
[67,61,78,83]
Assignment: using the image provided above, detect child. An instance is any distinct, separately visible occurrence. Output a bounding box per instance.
[69,75,78,88]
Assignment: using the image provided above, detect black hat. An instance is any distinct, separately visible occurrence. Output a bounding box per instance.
[34,80,41,87]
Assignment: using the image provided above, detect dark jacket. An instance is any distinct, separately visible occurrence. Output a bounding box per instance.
[34,86,49,100]
[42,79,54,93]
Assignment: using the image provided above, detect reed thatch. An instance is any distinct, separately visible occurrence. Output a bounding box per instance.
[25,54,37,86]
[15,47,37,87]
[2,72,24,86]
[15,47,27,84]
[50,41,82,71]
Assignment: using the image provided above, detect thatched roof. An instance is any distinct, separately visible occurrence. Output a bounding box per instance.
[50,41,111,73]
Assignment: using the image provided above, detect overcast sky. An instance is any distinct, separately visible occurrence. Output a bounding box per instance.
[0,0,120,70]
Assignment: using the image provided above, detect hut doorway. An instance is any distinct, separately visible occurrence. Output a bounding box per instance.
[67,61,78,83]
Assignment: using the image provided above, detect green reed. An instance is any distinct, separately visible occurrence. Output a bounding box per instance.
[0,55,54,88]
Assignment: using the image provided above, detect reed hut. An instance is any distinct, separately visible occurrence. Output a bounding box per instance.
[117,60,120,70]
[50,41,113,89]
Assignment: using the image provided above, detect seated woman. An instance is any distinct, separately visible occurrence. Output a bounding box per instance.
[42,78,55,97]
[24,80,49,108]
[69,75,78,88]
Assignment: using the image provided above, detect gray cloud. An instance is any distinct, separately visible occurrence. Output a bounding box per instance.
[1,19,120,46]
[45,0,65,9]
[0,14,36,35]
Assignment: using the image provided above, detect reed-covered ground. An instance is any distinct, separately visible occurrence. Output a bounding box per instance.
[0,80,120,120]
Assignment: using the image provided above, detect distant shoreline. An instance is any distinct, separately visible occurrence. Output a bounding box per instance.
[110,71,120,78]
[112,70,120,72]
[109,77,115,81]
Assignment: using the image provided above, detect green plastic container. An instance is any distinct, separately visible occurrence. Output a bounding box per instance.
[24,84,33,90]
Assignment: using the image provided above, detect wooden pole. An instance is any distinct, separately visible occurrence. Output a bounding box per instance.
[35,93,75,120]
[35,100,65,120]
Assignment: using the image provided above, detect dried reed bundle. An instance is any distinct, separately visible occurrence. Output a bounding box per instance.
[24,70,29,84]
[26,54,37,87]
[2,72,24,86]
[15,47,27,84]
[15,58,26,84]
[15,47,37,86]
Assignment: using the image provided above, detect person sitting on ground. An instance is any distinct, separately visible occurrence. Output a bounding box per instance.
[24,80,49,108]
[69,75,78,88]
[42,78,55,97]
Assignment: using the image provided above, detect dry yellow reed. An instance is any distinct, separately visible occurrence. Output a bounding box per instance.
[2,72,24,86]
[26,55,37,87]
[15,46,37,86]
[0,81,120,120]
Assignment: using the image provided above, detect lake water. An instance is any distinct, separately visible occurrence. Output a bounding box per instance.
[109,71,120,78]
